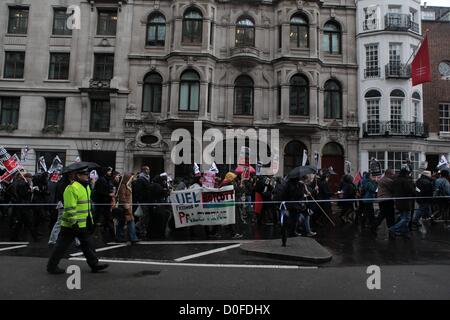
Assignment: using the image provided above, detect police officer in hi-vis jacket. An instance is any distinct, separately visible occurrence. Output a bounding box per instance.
[47,166,109,274]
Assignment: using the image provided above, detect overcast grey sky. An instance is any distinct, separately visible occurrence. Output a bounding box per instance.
[421,0,450,7]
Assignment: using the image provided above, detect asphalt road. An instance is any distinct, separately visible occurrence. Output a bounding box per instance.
[0,256,449,300]
[1,211,450,300]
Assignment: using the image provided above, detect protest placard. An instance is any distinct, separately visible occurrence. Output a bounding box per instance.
[170,185,236,228]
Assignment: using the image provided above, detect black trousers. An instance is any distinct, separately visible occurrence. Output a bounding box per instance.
[96,206,115,243]
[47,227,99,270]
[377,200,396,228]
[10,207,37,241]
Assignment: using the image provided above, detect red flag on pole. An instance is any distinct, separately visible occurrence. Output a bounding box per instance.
[411,35,431,86]
[353,170,362,185]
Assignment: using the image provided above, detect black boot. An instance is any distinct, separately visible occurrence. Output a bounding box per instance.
[47,266,65,275]
[91,264,109,273]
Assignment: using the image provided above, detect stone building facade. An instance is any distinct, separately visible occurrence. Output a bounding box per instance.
[0,0,359,179]
[356,0,426,176]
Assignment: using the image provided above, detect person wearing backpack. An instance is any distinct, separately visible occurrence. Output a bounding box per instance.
[432,169,450,225]
[412,171,433,230]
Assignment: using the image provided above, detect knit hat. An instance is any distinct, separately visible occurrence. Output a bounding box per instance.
[224,172,237,182]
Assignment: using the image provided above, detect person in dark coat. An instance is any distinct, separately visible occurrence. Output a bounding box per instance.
[92,167,115,243]
[339,175,356,223]
[412,171,433,229]
[10,172,39,241]
[147,174,171,239]
[282,175,317,247]
[132,166,152,239]
[359,172,378,229]
[315,170,334,226]
[31,172,50,238]
[389,165,415,239]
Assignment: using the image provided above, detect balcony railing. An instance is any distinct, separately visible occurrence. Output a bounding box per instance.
[385,63,411,79]
[364,67,380,78]
[384,13,420,33]
[362,121,428,137]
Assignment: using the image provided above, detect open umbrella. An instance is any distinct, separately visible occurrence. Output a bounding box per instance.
[287,165,317,180]
[234,165,256,175]
[62,161,100,174]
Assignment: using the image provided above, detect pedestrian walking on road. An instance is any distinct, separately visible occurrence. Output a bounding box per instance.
[373,169,395,232]
[47,167,109,274]
[389,165,415,239]
[412,171,433,230]
[432,169,450,226]
[115,173,139,243]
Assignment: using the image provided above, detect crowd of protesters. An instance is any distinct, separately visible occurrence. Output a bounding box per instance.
[1,163,450,244]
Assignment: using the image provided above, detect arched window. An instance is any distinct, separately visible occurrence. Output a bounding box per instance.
[365,90,381,134]
[289,74,309,116]
[323,21,341,54]
[234,75,254,115]
[324,80,342,119]
[182,8,203,44]
[290,13,309,48]
[235,16,255,47]
[142,73,162,113]
[146,12,165,46]
[412,92,421,123]
[390,90,405,133]
[179,70,200,111]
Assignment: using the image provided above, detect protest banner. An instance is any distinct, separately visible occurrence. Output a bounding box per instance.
[2,154,21,173]
[170,185,236,228]
[0,170,14,183]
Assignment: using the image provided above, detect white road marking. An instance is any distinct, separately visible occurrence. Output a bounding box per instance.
[174,244,241,262]
[0,245,28,252]
[70,244,128,257]
[0,242,29,245]
[107,240,256,245]
[69,257,318,270]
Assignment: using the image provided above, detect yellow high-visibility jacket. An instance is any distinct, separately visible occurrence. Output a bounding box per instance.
[61,181,93,229]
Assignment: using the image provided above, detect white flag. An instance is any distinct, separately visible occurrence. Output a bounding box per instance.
[20,145,29,162]
[314,151,320,169]
[345,161,352,175]
[193,162,201,175]
[75,156,81,163]
[256,161,262,176]
[302,149,308,166]
[38,156,48,173]
[89,170,98,184]
[437,155,448,169]
[209,161,219,174]
[48,155,63,173]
